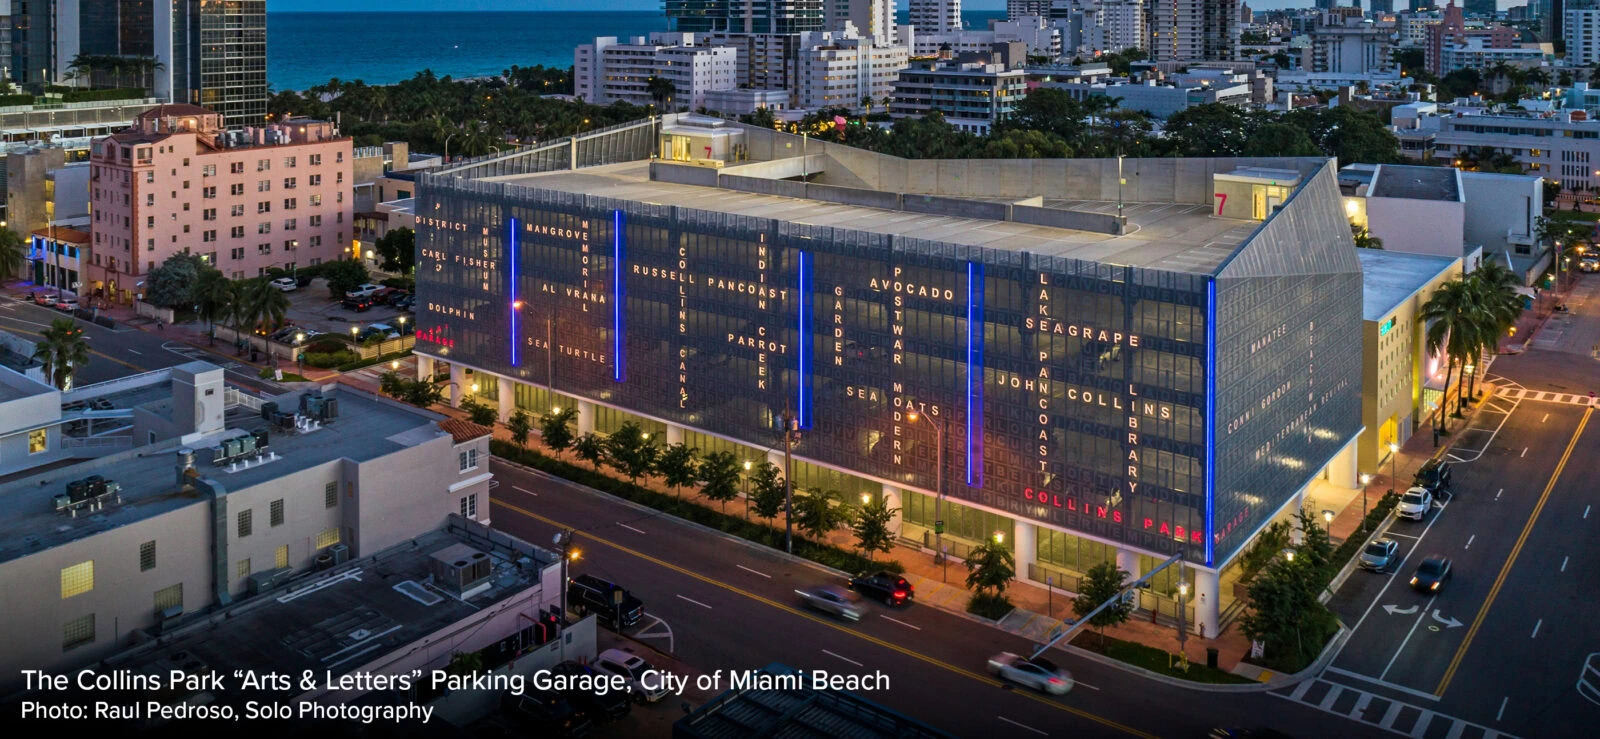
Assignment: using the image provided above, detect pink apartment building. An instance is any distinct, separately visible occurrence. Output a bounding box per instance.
[86,104,354,303]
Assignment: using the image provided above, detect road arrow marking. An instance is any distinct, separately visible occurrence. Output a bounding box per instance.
[1432,610,1463,629]
[1384,604,1419,616]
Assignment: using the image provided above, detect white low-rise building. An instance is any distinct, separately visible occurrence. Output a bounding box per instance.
[798,35,910,113]
[914,15,1061,57]
[891,61,1029,134]
[1437,37,1550,74]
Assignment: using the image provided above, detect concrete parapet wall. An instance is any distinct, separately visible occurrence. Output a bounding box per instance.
[650,161,720,187]
[807,183,902,210]
[720,155,826,181]
[903,194,1010,221]
[1012,204,1123,235]
[719,173,808,198]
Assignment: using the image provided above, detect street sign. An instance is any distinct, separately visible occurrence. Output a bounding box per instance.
[1251,640,1264,659]
[934,520,945,534]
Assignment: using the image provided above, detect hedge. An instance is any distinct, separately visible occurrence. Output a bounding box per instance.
[335,349,413,373]
[1326,491,1402,589]
[491,439,903,576]
[967,592,1013,620]
[304,350,357,368]
[0,94,35,106]
[61,88,146,103]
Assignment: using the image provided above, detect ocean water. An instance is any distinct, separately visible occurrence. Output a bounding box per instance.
[268,10,1006,91]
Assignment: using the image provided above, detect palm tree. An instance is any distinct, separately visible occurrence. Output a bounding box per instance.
[237,278,290,335]
[0,228,26,281]
[1463,261,1523,398]
[645,75,676,111]
[31,318,90,390]
[1419,279,1482,426]
[193,270,234,346]
[861,95,874,115]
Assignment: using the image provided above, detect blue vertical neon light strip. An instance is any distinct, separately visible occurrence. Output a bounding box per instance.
[613,209,626,383]
[1204,278,1217,567]
[966,261,984,488]
[509,217,520,367]
[797,250,812,429]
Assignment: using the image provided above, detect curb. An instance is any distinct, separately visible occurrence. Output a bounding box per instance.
[1321,510,1399,605]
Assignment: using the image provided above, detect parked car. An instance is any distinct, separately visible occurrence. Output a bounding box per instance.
[1410,555,1453,592]
[385,290,411,306]
[1397,487,1433,521]
[549,661,631,723]
[345,283,383,299]
[987,652,1073,695]
[267,325,301,343]
[796,584,865,621]
[1412,459,1453,494]
[593,648,669,703]
[848,571,914,606]
[500,689,591,737]
[33,291,56,306]
[269,277,297,292]
[360,323,400,341]
[566,574,644,630]
[341,296,374,312]
[393,294,416,310]
[54,297,79,312]
[1359,538,1399,572]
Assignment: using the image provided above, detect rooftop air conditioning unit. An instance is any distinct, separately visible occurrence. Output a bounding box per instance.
[428,544,492,598]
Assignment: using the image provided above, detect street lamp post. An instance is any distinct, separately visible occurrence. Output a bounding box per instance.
[781,403,798,554]
[444,132,459,162]
[1360,473,1373,522]
[906,407,947,582]
[1388,442,1400,497]
[1177,579,1189,650]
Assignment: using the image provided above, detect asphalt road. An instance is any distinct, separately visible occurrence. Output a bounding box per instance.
[486,458,1383,739]
[0,295,281,393]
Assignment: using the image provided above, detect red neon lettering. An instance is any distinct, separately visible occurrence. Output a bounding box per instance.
[1096,506,1107,519]
[1175,525,1186,540]
[1191,531,1204,544]
[1113,510,1123,524]
[1159,523,1170,536]
[1144,518,1154,529]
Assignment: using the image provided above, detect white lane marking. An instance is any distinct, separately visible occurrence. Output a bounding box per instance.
[997,716,1048,736]
[1323,667,1443,703]
[1381,593,1439,681]
[1465,534,1475,550]
[127,349,142,355]
[736,564,771,579]
[1586,505,1592,519]
[676,594,713,609]
[880,614,922,631]
[822,649,863,667]
[1073,680,1101,691]
[1384,531,1421,539]
[1337,502,1451,664]
[511,485,538,497]
[618,522,647,535]
[1496,488,1503,501]
[1562,556,1569,572]
[1532,619,1542,639]
[1521,447,1528,458]
[1542,413,1550,423]
[1497,696,1509,721]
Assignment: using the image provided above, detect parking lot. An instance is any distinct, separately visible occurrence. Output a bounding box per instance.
[274,277,414,345]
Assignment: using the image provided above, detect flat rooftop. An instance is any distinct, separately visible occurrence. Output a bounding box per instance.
[504,161,1263,274]
[105,523,553,704]
[0,386,448,565]
[1370,164,1461,202]
[1359,249,1461,321]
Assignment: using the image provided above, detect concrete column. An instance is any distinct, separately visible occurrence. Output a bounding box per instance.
[1116,548,1142,581]
[1327,438,1359,490]
[448,364,465,408]
[1290,485,1309,545]
[576,400,596,435]
[496,376,515,422]
[415,354,434,382]
[1012,520,1037,581]
[1194,567,1221,639]
[666,423,684,447]
[881,484,903,535]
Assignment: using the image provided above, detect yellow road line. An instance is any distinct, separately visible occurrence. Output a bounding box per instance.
[490,496,1156,739]
[1434,407,1591,697]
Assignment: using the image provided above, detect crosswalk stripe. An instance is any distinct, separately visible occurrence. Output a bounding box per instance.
[1274,678,1519,739]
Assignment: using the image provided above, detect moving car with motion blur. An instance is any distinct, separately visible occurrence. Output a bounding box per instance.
[796,584,865,621]
[987,652,1073,695]
[1410,555,1452,592]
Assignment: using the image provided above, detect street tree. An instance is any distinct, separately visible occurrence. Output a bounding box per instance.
[1420,279,1483,422]
[374,227,416,274]
[698,450,741,512]
[402,377,444,408]
[792,487,850,542]
[31,318,90,389]
[749,461,787,520]
[1239,556,1339,671]
[378,370,407,399]
[1242,122,1320,157]
[964,537,1016,598]
[1072,561,1134,649]
[506,409,532,448]
[605,422,659,483]
[656,442,700,498]
[144,252,210,307]
[236,277,290,334]
[852,497,899,561]
[572,432,607,470]
[539,406,578,454]
[0,227,25,280]
[322,259,370,298]
[645,75,676,111]
[193,269,235,345]
[460,396,497,427]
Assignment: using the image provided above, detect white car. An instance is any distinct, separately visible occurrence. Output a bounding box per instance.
[987,652,1073,695]
[1397,486,1433,521]
[345,283,383,299]
[360,323,400,341]
[594,648,669,703]
[1580,256,1600,273]
[269,277,298,292]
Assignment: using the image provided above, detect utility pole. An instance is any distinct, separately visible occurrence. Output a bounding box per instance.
[782,402,796,554]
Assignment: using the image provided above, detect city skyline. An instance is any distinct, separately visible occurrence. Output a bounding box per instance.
[268,0,1535,11]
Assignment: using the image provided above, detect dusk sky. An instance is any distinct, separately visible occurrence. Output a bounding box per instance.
[270,1,1529,12]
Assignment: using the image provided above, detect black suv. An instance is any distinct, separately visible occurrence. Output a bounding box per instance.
[848,571,915,606]
[567,574,644,630]
[550,661,631,723]
[501,688,592,737]
[1413,459,1453,494]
